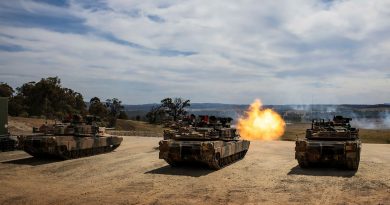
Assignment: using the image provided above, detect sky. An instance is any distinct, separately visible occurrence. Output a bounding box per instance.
[0,0,389,105]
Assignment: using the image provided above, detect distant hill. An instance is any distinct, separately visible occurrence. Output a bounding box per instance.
[123,104,159,110]
[123,103,390,129]
[340,104,390,109]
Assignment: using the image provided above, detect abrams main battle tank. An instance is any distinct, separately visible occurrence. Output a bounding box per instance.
[159,115,250,170]
[21,115,123,159]
[295,116,361,170]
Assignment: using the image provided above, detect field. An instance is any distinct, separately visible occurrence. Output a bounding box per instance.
[7,117,164,136]
[8,117,55,135]
[115,119,165,134]
[0,137,389,205]
[8,117,390,144]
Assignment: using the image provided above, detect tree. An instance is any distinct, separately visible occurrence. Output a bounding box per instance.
[0,83,14,97]
[105,98,124,127]
[146,105,164,124]
[9,77,87,118]
[160,97,190,121]
[88,97,107,118]
[0,83,26,116]
[118,111,128,120]
[8,95,26,116]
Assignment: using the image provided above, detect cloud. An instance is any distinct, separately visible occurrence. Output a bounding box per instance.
[0,44,25,52]
[0,0,389,104]
[147,14,165,23]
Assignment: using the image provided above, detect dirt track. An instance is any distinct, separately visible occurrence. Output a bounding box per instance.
[0,137,389,205]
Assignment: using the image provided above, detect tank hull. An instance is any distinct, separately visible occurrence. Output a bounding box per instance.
[159,139,250,169]
[22,135,123,159]
[295,139,361,170]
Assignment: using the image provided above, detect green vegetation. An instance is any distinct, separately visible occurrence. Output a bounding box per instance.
[115,119,164,133]
[145,105,165,124]
[0,77,127,127]
[146,97,190,123]
[1,77,86,118]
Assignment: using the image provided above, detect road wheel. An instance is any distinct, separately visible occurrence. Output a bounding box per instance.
[298,157,309,168]
[346,154,360,170]
[209,153,221,170]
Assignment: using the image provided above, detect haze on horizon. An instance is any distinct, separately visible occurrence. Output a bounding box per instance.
[0,0,389,105]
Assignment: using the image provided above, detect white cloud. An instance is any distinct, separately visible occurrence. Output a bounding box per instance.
[0,0,389,104]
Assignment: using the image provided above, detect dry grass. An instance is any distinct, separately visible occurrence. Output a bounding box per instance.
[281,123,390,144]
[8,117,390,144]
[359,129,390,144]
[281,123,309,141]
[8,117,164,136]
[8,116,55,135]
[115,119,164,133]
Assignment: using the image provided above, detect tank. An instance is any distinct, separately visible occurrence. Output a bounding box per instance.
[295,116,361,170]
[159,115,250,170]
[0,97,17,152]
[21,115,123,159]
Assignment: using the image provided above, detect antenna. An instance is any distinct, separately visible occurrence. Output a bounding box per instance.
[311,95,313,121]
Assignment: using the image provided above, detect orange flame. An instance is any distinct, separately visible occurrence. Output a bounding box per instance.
[237,99,285,140]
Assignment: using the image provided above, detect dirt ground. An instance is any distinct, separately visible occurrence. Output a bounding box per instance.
[0,137,389,205]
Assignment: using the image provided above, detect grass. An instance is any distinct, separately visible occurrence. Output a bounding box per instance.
[8,116,56,135]
[281,123,309,141]
[8,117,164,136]
[115,119,165,133]
[359,129,390,144]
[9,117,390,144]
[281,123,390,144]
[9,116,55,128]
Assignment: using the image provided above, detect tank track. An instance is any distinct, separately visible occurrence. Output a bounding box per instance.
[297,155,360,171]
[27,145,120,159]
[0,138,16,152]
[59,145,120,159]
[297,157,309,168]
[208,150,248,170]
[345,153,360,170]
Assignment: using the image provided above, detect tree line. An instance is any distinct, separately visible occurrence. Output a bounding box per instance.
[0,77,127,127]
[146,97,191,123]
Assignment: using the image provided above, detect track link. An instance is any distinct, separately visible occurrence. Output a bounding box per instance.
[60,145,120,159]
[208,150,248,170]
